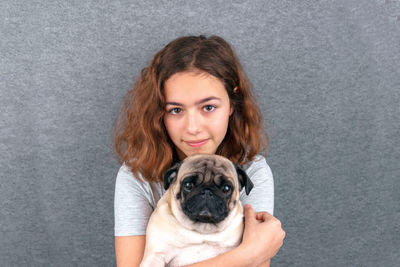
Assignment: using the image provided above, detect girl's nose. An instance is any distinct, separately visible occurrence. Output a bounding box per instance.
[186,111,201,135]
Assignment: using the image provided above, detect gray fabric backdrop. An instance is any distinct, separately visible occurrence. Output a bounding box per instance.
[1,0,399,266]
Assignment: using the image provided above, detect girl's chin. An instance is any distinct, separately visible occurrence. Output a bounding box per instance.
[186,149,217,156]
[180,149,215,158]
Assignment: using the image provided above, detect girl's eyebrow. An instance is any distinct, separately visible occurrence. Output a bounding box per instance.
[165,96,221,106]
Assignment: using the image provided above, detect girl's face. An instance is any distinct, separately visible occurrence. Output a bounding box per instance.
[163,71,233,160]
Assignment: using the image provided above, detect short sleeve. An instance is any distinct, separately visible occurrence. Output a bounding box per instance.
[240,156,274,215]
[114,165,153,236]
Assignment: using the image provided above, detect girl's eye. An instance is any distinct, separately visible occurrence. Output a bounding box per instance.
[203,105,215,112]
[169,107,182,115]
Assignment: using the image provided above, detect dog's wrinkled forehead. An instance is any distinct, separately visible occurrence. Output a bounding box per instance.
[179,154,236,183]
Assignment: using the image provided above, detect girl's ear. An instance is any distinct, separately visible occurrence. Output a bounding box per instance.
[230,86,238,116]
[229,86,239,116]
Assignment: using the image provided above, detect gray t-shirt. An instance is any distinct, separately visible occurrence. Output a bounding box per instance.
[114,155,274,236]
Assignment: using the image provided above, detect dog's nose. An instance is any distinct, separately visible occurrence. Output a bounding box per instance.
[201,189,213,197]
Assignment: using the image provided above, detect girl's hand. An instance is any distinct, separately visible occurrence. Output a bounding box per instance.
[240,204,286,265]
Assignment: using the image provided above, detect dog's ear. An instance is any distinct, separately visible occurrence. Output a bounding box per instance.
[163,162,181,190]
[234,163,254,195]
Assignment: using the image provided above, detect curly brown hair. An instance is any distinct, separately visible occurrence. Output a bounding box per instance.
[113,35,268,182]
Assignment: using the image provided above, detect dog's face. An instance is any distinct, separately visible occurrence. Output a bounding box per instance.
[164,154,253,233]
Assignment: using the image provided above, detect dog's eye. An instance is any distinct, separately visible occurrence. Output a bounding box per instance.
[222,185,231,194]
[184,182,194,191]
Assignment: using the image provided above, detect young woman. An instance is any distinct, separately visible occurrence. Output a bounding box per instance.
[113,35,285,267]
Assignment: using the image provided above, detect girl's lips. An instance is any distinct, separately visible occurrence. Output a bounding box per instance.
[185,139,209,147]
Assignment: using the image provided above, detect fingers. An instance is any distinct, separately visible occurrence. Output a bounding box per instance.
[241,206,286,262]
[245,206,274,222]
[255,211,273,222]
[244,204,256,225]
[258,212,284,234]
[245,206,282,232]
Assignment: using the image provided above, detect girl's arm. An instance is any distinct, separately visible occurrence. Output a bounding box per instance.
[115,235,145,267]
[185,246,270,267]
[115,205,284,267]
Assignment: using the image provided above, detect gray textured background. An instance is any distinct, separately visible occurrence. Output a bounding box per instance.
[1,0,399,266]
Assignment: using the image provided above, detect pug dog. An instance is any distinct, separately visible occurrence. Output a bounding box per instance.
[140,154,253,267]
